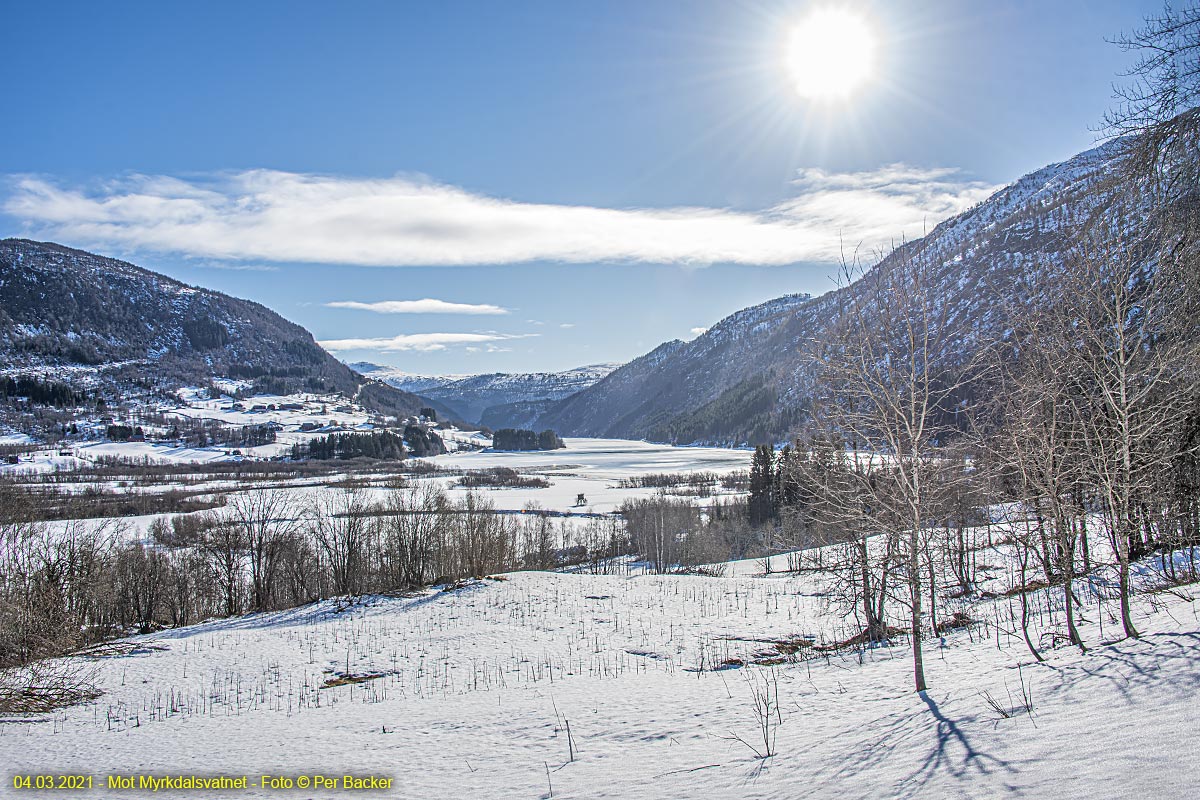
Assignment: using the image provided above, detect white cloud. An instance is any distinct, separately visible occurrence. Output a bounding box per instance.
[326,298,509,315]
[690,327,709,337]
[194,261,279,272]
[4,166,1000,267]
[318,332,537,353]
[559,323,575,328]
[777,164,998,256]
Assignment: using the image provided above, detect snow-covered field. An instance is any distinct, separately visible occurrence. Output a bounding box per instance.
[0,389,383,473]
[2,539,1196,799]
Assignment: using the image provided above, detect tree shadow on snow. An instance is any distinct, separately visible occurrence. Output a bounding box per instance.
[828,690,1024,798]
[906,691,1020,793]
[1034,631,1200,706]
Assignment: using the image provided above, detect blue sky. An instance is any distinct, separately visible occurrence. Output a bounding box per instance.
[0,0,1159,374]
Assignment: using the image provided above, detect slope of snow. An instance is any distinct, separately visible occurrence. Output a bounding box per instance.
[2,537,1195,799]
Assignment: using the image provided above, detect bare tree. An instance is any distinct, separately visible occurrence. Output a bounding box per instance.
[202,515,243,617]
[988,326,1090,651]
[790,434,897,644]
[1053,228,1195,638]
[1106,2,1200,195]
[0,515,112,712]
[808,245,979,692]
[310,490,373,597]
[223,490,303,612]
[620,496,700,574]
[1106,2,1200,336]
[115,543,168,634]
[163,547,205,628]
[453,493,518,578]
[521,503,558,570]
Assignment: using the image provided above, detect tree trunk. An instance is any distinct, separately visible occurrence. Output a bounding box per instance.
[859,534,886,642]
[926,553,938,638]
[1115,513,1140,639]
[1017,541,1044,662]
[909,526,927,692]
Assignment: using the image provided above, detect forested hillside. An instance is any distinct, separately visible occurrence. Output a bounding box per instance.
[536,140,1144,445]
[0,239,438,422]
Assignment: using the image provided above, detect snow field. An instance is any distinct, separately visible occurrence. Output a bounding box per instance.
[2,532,1198,799]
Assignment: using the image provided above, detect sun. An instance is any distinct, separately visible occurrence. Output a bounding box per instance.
[785,7,877,100]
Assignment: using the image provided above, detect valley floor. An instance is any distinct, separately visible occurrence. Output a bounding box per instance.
[2,544,1197,799]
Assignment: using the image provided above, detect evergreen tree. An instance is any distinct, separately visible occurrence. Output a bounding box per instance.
[748,444,776,526]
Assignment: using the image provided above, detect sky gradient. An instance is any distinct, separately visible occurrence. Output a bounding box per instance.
[0,0,1161,374]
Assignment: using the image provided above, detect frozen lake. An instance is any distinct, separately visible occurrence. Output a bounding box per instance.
[425,437,752,515]
[432,436,751,477]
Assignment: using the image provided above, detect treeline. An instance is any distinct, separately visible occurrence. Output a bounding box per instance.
[492,428,564,451]
[0,478,771,696]
[168,419,277,449]
[297,430,407,461]
[617,471,722,489]
[105,424,144,441]
[0,486,636,698]
[291,426,446,461]
[618,496,757,574]
[0,376,85,408]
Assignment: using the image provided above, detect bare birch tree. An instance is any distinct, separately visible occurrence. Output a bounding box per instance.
[1053,226,1194,638]
[809,246,979,692]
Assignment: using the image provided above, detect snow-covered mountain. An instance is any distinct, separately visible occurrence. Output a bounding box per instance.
[535,139,1143,445]
[0,240,439,424]
[346,364,470,396]
[353,362,622,424]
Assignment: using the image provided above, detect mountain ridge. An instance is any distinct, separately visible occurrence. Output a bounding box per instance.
[0,238,442,423]
[533,139,1137,444]
[354,361,622,424]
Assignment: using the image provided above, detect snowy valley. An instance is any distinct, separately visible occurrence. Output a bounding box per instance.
[3,3,1200,797]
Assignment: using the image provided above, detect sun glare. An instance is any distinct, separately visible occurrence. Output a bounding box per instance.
[785,7,877,100]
